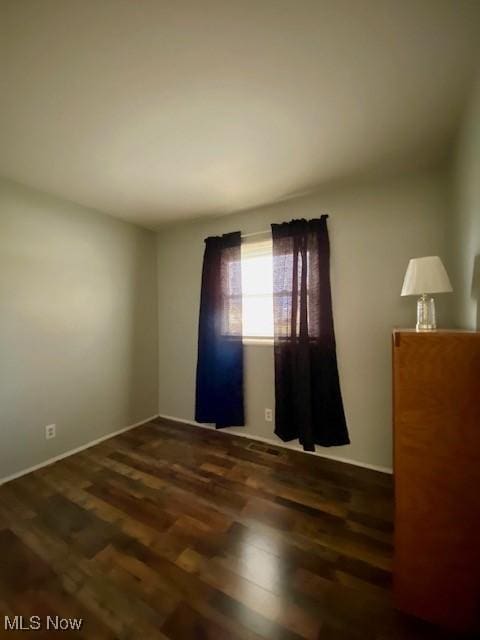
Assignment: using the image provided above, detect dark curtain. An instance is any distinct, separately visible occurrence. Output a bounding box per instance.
[271,216,349,451]
[195,231,244,428]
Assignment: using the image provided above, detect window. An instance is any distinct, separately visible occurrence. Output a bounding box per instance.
[240,238,274,340]
[222,235,314,341]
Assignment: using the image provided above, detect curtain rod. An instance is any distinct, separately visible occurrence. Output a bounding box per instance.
[241,229,270,239]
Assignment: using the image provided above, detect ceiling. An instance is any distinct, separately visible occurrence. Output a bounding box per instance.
[1,0,480,229]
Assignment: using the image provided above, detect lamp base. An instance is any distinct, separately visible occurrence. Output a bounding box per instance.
[416,294,436,331]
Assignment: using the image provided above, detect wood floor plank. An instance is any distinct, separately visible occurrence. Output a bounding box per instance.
[0,529,55,593]
[0,417,455,639]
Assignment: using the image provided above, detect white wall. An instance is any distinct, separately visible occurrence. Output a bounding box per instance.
[0,168,454,478]
[452,78,480,330]
[0,178,159,480]
[157,171,452,470]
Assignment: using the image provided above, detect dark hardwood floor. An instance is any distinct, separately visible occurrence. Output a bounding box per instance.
[0,418,456,639]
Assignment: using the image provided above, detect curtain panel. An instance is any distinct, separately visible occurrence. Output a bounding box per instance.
[195,231,244,427]
[271,216,349,450]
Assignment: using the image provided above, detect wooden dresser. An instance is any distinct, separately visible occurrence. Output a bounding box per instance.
[392,330,480,633]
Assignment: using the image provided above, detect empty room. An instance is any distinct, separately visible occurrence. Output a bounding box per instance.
[1,1,480,638]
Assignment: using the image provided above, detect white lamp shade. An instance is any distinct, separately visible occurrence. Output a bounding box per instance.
[401,256,453,296]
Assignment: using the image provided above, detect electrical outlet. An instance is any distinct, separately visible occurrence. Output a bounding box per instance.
[45,424,56,440]
[264,408,273,422]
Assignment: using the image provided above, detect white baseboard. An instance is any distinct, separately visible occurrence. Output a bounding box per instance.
[0,414,159,486]
[0,411,391,486]
[157,413,393,475]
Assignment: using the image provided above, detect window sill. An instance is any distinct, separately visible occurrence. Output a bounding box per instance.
[242,337,274,346]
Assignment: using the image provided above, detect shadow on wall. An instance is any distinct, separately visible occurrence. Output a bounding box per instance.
[127,237,159,422]
[472,254,480,330]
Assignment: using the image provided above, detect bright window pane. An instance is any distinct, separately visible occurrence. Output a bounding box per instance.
[241,239,273,338]
[242,294,274,337]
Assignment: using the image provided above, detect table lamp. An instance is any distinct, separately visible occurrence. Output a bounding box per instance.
[401,256,453,330]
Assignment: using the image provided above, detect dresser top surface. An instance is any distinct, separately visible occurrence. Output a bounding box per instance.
[393,328,480,335]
